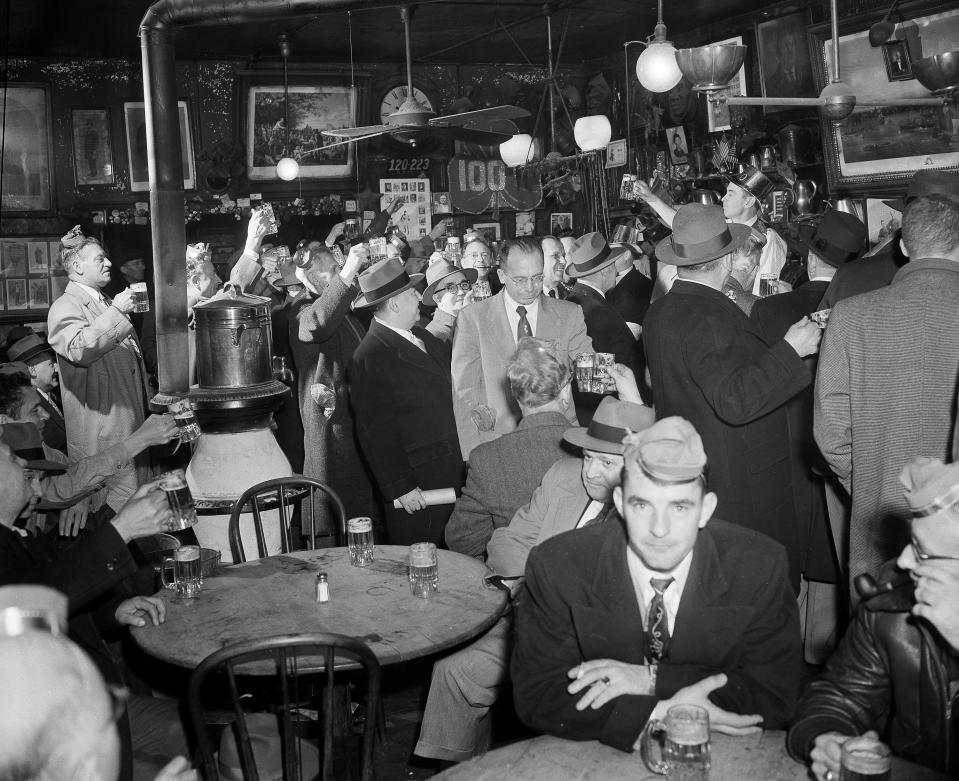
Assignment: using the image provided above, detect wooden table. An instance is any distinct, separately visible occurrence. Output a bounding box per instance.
[131,546,507,673]
[434,732,952,781]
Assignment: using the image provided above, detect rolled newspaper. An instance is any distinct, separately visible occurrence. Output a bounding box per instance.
[393,487,457,509]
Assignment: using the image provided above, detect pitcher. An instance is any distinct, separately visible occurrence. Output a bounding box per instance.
[792,179,819,217]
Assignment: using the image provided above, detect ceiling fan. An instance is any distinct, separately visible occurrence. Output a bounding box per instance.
[321,5,530,150]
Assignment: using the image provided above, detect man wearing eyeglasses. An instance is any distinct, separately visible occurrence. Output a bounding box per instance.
[452,237,592,458]
[787,455,959,779]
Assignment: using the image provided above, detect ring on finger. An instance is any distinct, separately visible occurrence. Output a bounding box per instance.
[825,771,834,781]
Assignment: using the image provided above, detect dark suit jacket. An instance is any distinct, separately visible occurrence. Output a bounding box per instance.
[38,391,68,453]
[750,281,838,582]
[607,268,653,328]
[820,234,906,309]
[444,410,570,559]
[643,280,811,588]
[349,319,464,546]
[512,519,801,752]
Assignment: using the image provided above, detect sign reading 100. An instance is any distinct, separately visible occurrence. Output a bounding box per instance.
[456,159,507,193]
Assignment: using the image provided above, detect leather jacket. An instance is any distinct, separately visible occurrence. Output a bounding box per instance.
[787,561,957,775]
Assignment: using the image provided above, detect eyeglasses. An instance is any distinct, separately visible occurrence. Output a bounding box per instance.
[464,252,492,262]
[910,540,959,562]
[505,274,545,288]
[442,280,473,295]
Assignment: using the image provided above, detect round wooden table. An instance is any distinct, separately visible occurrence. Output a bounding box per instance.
[433,732,952,781]
[131,546,507,672]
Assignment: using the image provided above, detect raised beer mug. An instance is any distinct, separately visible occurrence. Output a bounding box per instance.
[640,704,711,780]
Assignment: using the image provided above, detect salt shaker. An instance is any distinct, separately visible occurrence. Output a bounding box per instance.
[315,572,330,603]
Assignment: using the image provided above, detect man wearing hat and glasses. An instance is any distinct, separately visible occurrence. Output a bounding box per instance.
[349,258,463,546]
[4,329,66,452]
[420,258,478,342]
[643,204,822,590]
[409,395,653,772]
[788,455,959,779]
[512,416,800,752]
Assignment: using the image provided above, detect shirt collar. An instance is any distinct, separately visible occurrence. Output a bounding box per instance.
[373,316,418,343]
[577,278,605,298]
[628,544,695,607]
[503,289,540,314]
[73,281,104,302]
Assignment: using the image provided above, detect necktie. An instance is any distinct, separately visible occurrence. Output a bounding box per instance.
[547,288,557,299]
[645,577,674,662]
[409,332,427,353]
[516,305,533,341]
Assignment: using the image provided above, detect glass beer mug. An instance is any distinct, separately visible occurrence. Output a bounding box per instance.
[640,704,711,780]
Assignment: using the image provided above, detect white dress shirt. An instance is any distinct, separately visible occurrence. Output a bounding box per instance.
[503,290,540,342]
[626,545,695,635]
[73,280,107,305]
[575,500,605,529]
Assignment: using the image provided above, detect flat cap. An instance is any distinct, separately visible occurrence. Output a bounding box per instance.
[899,456,959,518]
[623,416,707,482]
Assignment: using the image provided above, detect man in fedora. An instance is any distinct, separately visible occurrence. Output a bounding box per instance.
[420,259,478,342]
[606,242,654,340]
[815,193,959,602]
[349,258,463,546]
[643,204,821,590]
[636,164,787,296]
[512,416,800,752]
[452,237,592,458]
[821,170,959,308]
[409,396,654,772]
[4,330,66,452]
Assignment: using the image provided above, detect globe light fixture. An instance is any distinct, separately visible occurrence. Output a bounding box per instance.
[276,157,299,181]
[635,0,682,93]
[573,115,612,152]
[500,133,537,167]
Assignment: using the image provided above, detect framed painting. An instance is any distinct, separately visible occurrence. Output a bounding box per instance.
[0,84,54,212]
[242,73,362,182]
[705,36,747,131]
[0,235,62,321]
[809,2,959,193]
[757,11,817,109]
[882,40,913,81]
[123,100,196,193]
[71,108,115,186]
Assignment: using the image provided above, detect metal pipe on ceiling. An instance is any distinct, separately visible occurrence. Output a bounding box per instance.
[138,0,395,404]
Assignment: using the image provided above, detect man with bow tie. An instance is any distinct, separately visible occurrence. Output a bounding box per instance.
[47,227,151,513]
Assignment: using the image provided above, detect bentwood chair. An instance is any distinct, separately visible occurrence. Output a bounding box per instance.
[228,476,347,563]
[188,633,381,781]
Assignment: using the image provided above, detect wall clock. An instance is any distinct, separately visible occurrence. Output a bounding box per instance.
[379,84,435,123]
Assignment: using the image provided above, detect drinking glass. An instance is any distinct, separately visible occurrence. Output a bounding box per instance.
[409,542,438,599]
[575,353,595,388]
[168,398,200,443]
[472,280,492,301]
[158,469,197,530]
[130,282,150,313]
[640,704,711,780]
[161,545,203,600]
[368,237,389,264]
[759,274,778,297]
[840,736,891,781]
[347,517,374,567]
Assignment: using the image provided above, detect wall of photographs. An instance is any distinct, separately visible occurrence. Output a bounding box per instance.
[0,236,66,321]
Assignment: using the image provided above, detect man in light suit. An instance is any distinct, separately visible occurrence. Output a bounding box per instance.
[409,397,654,771]
[451,237,592,458]
[47,227,150,512]
[512,417,801,752]
[349,258,463,547]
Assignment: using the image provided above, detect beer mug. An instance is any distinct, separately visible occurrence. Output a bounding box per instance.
[130,282,150,313]
[472,279,492,301]
[759,274,779,297]
[409,542,439,599]
[259,203,279,235]
[840,735,891,781]
[168,397,200,444]
[575,353,595,388]
[368,236,389,264]
[640,704,711,780]
[158,469,198,531]
[347,517,374,567]
[161,545,203,600]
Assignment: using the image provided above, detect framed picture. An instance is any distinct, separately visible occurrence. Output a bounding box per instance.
[605,139,628,168]
[124,101,196,193]
[431,192,452,214]
[0,235,67,320]
[882,40,913,81]
[28,279,49,309]
[550,213,573,235]
[472,222,501,243]
[5,280,28,311]
[666,126,689,165]
[865,198,903,249]
[0,84,54,212]
[26,241,48,274]
[380,179,432,238]
[809,3,959,193]
[758,11,817,109]
[705,36,747,131]
[71,108,115,186]
[515,211,535,237]
[243,73,362,182]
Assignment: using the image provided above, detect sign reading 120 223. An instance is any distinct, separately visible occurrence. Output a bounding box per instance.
[388,158,431,172]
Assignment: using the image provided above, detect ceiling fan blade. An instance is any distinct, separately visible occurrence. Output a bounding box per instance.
[316,130,392,150]
[428,125,515,144]
[432,105,531,126]
[323,124,392,139]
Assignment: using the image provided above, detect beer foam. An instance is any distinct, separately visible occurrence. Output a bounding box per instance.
[348,518,372,532]
[177,547,200,561]
[160,475,187,490]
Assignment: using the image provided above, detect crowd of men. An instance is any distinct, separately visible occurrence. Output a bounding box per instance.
[2,166,959,781]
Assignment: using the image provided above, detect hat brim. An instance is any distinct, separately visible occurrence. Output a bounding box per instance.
[23,459,67,474]
[721,174,772,204]
[421,267,479,307]
[563,427,625,454]
[352,274,424,309]
[655,222,751,267]
[796,223,860,267]
[567,247,629,279]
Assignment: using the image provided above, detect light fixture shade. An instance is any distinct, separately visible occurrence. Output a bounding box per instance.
[500,134,537,167]
[573,115,612,152]
[676,45,746,92]
[276,157,299,181]
[636,41,683,93]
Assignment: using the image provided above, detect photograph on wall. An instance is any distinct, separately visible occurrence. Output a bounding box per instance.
[666,126,689,165]
[0,85,53,211]
[550,212,573,235]
[71,108,115,186]
[380,178,431,238]
[2,241,27,277]
[6,280,28,311]
[758,12,816,109]
[865,198,902,249]
[48,241,64,272]
[472,222,501,243]
[605,139,628,168]
[28,279,50,309]
[431,192,452,214]
[27,242,48,274]
[882,40,913,81]
[124,101,196,193]
[515,211,535,237]
[705,36,747,131]
[247,85,356,181]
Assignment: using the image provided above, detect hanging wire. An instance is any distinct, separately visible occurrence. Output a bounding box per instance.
[348,11,360,197]
[1,0,10,198]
